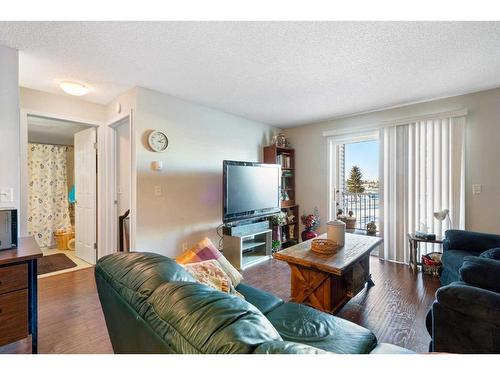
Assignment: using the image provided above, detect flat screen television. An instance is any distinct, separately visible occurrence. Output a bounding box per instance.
[223,160,281,223]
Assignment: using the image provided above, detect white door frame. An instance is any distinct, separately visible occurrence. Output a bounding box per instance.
[326,130,380,222]
[106,111,136,253]
[19,109,108,259]
[107,112,135,253]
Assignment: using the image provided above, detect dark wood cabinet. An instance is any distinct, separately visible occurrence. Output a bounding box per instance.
[0,237,42,353]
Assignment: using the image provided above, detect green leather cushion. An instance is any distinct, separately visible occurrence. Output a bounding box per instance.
[369,343,414,354]
[266,302,377,354]
[143,281,283,354]
[236,283,284,314]
[254,340,327,354]
[95,252,195,314]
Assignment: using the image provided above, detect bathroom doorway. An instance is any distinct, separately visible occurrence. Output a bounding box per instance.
[23,114,98,276]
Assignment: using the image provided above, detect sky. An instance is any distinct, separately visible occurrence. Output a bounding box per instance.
[344,140,379,181]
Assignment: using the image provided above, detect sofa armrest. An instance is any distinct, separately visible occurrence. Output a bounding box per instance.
[436,282,500,323]
[460,256,500,293]
[432,282,500,353]
[444,230,500,253]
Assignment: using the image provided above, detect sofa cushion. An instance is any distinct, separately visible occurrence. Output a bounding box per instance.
[370,343,414,354]
[176,237,243,286]
[143,281,282,354]
[444,230,500,253]
[236,283,284,314]
[480,247,500,260]
[95,252,195,314]
[441,249,479,279]
[459,256,500,293]
[265,302,377,354]
[182,259,242,297]
[254,340,327,354]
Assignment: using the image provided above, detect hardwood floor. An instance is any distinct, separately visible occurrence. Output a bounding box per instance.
[0,268,113,354]
[0,255,439,354]
[243,256,440,353]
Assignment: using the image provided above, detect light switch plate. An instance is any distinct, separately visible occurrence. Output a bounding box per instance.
[472,184,482,195]
[0,187,13,202]
[154,185,162,196]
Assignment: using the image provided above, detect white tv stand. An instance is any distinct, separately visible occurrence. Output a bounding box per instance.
[223,228,272,271]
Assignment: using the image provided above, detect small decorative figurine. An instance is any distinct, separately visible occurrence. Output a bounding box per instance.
[366,221,377,235]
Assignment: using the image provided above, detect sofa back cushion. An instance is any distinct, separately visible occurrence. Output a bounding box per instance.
[143,282,282,353]
[444,230,500,253]
[95,252,195,314]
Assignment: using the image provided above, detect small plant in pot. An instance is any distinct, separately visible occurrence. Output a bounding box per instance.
[300,207,320,241]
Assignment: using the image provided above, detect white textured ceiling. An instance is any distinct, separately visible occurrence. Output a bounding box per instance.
[1,21,500,127]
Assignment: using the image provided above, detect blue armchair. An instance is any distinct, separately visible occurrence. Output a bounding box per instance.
[426,229,500,353]
[441,229,500,285]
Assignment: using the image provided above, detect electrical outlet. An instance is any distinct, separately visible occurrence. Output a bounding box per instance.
[472,184,482,195]
[154,185,162,196]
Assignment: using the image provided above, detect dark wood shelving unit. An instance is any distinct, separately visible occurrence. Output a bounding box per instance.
[264,144,299,249]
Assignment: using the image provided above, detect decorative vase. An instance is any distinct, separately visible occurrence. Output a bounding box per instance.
[301,227,318,241]
[272,225,281,242]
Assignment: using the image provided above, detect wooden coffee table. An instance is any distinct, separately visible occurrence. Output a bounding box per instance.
[273,233,382,314]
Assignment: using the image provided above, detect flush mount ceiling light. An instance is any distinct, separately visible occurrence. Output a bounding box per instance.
[59,81,90,96]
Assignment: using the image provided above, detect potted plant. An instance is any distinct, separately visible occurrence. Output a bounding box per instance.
[300,207,320,241]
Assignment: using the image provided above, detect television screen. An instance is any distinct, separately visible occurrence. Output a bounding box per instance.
[223,161,281,223]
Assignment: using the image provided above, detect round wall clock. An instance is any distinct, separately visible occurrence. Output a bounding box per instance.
[147,130,169,152]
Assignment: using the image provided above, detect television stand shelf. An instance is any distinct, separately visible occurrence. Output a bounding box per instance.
[223,228,272,271]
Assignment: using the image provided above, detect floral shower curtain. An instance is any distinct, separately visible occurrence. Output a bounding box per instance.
[28,143,72,247]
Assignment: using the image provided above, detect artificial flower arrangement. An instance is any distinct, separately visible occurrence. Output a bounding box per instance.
[270,211,287,226]
[301,207,320,230]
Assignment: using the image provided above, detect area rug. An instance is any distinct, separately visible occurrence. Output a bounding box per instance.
[38,253,78,275]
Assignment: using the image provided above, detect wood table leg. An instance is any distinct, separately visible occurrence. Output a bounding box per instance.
[367,274,375,287]
[28,259,38,354]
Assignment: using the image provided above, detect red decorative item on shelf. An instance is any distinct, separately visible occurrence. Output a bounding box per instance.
[300,207,320,242]
[301,228,318,241]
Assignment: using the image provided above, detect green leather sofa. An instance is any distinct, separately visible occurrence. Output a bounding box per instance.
[95,252,413,354]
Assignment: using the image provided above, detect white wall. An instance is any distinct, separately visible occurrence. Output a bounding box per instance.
[284,87,500,234]
[0,46,19,211]
[134,87,276,256]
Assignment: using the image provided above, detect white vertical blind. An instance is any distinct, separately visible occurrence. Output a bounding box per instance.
[379,115,465,262]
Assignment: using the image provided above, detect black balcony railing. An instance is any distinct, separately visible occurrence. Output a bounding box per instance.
[341,192,379,232]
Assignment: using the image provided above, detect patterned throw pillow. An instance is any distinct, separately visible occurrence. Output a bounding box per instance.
[182,260,243,298]
[176,237,243,286]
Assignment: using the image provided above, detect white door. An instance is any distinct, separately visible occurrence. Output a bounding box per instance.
[75,128,97,264]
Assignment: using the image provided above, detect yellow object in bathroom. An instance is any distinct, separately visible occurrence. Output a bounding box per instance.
[67,238,76,251]
[54,229,75,251]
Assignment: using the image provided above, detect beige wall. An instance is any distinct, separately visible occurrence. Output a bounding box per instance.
[20,87,106,123]
[0,46,19,210]
[134,87,276,257]
[284,87,500,235]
